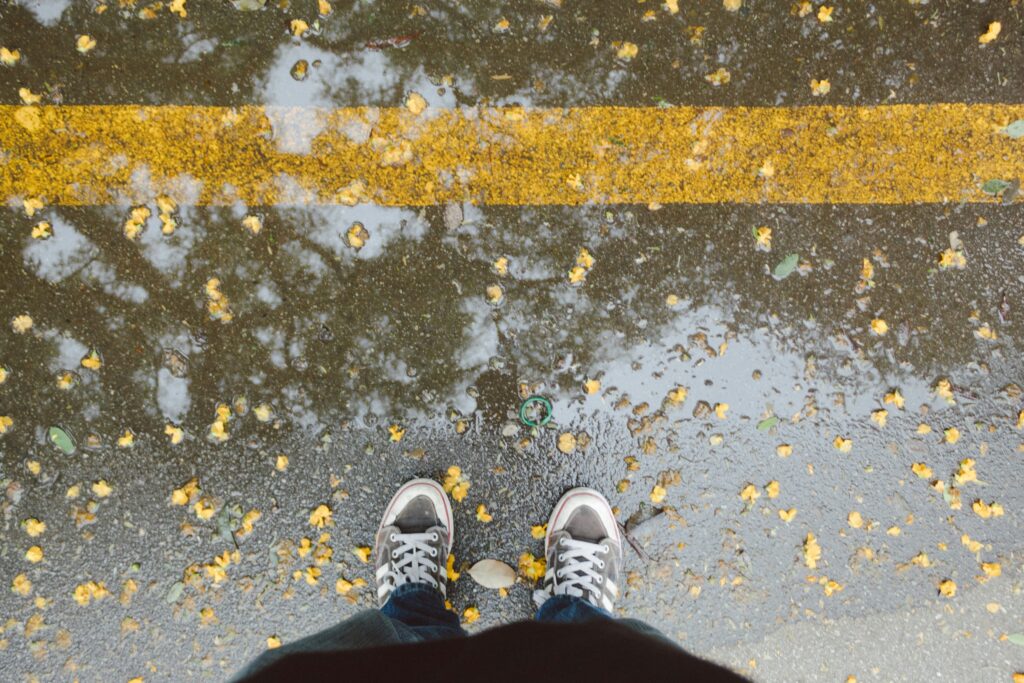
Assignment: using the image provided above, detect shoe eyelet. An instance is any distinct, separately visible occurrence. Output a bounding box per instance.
[430,549,437,557]
[597,576,603,583]
[431,533,438,541]
[558,554,564,561]
[601,544,609,553]
[390,534,397,542]
[391,550,398,559]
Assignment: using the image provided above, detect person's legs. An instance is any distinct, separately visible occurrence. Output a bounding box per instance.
[232,478,465,681]
[379,582,466,638]
[533,487,674,643]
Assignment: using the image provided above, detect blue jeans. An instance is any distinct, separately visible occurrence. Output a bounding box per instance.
[234,584,669,680]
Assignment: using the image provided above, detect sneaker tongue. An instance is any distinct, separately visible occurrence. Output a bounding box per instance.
[560,507,608,543]
[393,494,443,533]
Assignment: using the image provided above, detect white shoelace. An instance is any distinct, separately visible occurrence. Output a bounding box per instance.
[380,532,441,599]
[535,538,608,608]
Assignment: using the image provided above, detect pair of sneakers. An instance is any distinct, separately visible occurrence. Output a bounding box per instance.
[375,479,622,613]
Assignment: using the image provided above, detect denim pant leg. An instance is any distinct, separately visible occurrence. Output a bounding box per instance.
[379,583,467,639]
[233,584,465,681]
[535,594,675,645]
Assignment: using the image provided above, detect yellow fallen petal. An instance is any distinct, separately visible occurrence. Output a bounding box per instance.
[275,454,289,471]
[666,386,688,406]
[11,314,33,334]
[847,511,863,529]
[803,532,821,568]
[406,92,428,115]
[309,504,333,528]
[979,21,1001,44]
[23,518,46,537]
[557,432,577,454]
[242,215,262,235]
[0,47,21,66]
[883,389,905,409]
[346,222,369,249]
[266,635,281,649]
[740,483,760,503]
[981,562,1001,578]
[25,546,43,563]
[76,35,97,53]
[475,504,493,523]
[91,480,113,498]
[911,463,932,479]
[776,444,793,458]
[870,318,888,336]
[583,378,601,395]
[616,42,638,60]
[117,429,134,447]
[19,87,41,105]
[576,248,595,270]
[254,403,273,422]
[388,424,406,442]
[778,508,797,522]
[530,524,547,540]
[165,423,184,445]
[485,284,504,304]
[462,606,480,623]
[445,553,461,581]
[353,546,371,563]
[944,426,960,444]
[705,67,731,86]
[765,480,780,499]
[833,436,852,453]
[291,19,309,37]
[938,579,956,597]
[568,265,588,284]
[714,402,729,419]
[12,573,32,596]
[451,481,470,502]
[650,485,667,504]
[194,498,216,520]
[81,350,102,371]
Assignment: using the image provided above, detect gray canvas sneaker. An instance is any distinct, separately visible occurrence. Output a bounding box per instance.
[538,487,623,613]
[374,478,453,606]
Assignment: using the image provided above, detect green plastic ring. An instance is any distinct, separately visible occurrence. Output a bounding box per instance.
[519,395,553,427]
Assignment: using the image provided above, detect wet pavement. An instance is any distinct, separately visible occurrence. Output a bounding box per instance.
[1,1,1023,682]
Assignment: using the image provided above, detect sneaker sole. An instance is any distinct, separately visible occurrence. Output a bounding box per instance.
[544,486,620,557]
[377,478,454,548]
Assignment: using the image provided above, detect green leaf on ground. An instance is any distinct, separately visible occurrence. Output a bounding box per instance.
[1002,120,1024,139]
[165,581,184,604]
[981,179,1011,195]
[757,416,780,431]
[773,253,800,280]
[1008,633,1024,647]
[48,426,75,454]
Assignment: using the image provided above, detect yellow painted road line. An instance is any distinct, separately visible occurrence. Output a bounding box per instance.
[1,104,1022,206]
